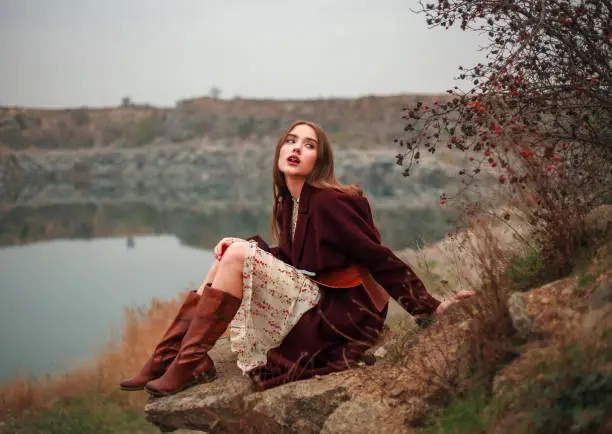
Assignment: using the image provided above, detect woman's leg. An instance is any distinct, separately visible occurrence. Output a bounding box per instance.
[196,260,220,294]
[209,241,249,299]
[196,241,248,296]
[144,242,249,396]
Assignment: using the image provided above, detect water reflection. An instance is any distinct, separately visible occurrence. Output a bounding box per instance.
[0,200,453,251]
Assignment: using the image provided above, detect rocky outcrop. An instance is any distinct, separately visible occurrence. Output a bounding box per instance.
[143,304,478,434]
[144,338,255,433]
[143,336,417,434]
[507,291,536,338]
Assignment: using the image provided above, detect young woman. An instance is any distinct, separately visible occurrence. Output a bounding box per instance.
[119,120,474,396]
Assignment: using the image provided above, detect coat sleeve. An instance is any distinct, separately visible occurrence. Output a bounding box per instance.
[312,192,441,316]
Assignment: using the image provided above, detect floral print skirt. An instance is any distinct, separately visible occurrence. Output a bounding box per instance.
[229,242,322,374]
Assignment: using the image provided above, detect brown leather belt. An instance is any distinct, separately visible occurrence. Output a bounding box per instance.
[305,265,390,312]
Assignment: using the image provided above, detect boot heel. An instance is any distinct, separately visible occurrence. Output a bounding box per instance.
[145,367,217,397]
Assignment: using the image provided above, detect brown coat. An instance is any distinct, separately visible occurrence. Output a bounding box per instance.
[247,182,440,390]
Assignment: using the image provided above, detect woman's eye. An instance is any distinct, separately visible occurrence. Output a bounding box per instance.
[286,138,296,144]
[305,143,315,149]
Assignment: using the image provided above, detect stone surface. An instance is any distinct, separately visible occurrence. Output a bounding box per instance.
[588,279,612,311]
[320,396,409,434]
[143,302,479,433]
[143,326,422,433]
[245,376,352,434]
[507,291,536,338]
[144,338,255,433]
[586,278,612,324]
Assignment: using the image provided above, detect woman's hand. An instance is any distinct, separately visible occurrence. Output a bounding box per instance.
[435,290,477,315]
[214,237,246,260]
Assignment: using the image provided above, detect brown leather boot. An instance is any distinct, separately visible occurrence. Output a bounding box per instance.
[145,287,241,397]
[119,290,201,391]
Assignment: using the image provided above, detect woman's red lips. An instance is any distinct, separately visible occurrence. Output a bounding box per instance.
[287,155,300,164]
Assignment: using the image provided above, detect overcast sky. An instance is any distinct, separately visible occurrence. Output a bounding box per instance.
[1,0,487,108]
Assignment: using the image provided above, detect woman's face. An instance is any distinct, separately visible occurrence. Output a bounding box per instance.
[277,123,318,179]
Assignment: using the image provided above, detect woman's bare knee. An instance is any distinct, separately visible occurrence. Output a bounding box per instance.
[220,241,249,269]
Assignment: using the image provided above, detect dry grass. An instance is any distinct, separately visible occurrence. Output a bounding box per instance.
[332,218,520,430]
[0,292,189,421]
[385,216,612,433]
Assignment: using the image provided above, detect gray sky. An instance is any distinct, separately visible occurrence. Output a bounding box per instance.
[1,0,487,108]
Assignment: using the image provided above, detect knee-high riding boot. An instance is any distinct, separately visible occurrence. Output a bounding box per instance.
[119,290,201,391]
[145,286,241,397]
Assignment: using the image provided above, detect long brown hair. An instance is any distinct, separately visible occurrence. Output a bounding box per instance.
[271,120,363,243]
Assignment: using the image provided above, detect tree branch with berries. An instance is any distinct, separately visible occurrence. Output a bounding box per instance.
[397,0,612,279]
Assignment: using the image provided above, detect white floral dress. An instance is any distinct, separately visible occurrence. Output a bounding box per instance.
[229,197,322,374]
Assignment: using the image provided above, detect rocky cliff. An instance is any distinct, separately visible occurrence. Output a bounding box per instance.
[0,94,443,151]
[0,93,466,251]
[0,143,460,250]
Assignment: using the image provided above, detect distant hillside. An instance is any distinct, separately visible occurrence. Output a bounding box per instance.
[0,94,445,151]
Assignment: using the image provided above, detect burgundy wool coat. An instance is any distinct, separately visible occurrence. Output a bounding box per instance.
[246,182,441,390]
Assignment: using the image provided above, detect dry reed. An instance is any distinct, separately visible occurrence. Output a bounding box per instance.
[0,291,189,421]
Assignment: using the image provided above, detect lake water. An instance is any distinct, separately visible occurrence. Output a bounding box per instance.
[0,235,215,381]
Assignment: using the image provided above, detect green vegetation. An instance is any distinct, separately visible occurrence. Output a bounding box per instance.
[507,248,543,292]
[3,394,155,434]
[574,273,597,296]
[129,116,160,147]
[419,329,612,434]
[521,337,612,434]
[422,382,493,434]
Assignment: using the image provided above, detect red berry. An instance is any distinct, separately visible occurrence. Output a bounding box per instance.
[485,151,491,157]
[440,200,446,205]
[469,156,474,161]
[547,165,553,171]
